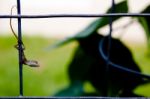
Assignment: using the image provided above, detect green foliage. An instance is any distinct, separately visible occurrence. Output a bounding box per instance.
[49,0,150,97]
[47,0,128,50]
[0,37,150,96]
[137,5,150,53]
[55,81,84,96]
[0,36,76,96]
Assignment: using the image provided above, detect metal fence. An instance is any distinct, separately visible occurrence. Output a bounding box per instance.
[0,0,150,98]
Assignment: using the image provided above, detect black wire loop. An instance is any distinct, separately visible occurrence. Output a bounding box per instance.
[99,37,150,80]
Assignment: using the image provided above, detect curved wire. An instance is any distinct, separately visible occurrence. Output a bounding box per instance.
[104,0,116,96]
[99,37,150,79]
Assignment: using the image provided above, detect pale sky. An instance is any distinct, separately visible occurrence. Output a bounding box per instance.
[0,0,150,43]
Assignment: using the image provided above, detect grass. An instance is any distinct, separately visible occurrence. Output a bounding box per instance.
[0,35,150,96]
[0,35,77,96]
[123,40,150,97]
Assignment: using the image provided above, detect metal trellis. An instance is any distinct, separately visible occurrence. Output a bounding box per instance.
[0,0,150,97]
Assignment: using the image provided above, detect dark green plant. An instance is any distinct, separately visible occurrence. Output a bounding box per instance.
[48,0,150,97]
[137,5,150,55]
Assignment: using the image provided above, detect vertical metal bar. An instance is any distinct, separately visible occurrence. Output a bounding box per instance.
[17,0,23,96]
[107,0,115,60]
[105,0,115,96]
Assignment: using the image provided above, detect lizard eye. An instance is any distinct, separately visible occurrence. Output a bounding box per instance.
[14,44,25,50]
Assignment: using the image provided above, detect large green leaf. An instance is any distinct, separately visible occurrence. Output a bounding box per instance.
[54,80,99,96]
[65,32,146,96]
[68,47,92,82]
[47,0,128,50]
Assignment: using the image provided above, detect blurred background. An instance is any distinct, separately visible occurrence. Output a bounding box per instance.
[0,0,150,96]
[0,0,149,39]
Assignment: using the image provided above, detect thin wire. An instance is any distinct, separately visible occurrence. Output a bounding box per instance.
[99,37,150,80]
[106,0,115,67]
[107,0,115,66]
[104,0,115,96]
[0,13,150,18]
[17,0,23,96]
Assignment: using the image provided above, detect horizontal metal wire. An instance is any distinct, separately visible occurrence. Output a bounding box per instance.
[0,13,150,18]
[0,96,144,99]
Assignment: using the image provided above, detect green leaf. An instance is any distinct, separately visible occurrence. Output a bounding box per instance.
[138,5,150,51]
[75,33,146,96]
[54,81,84,96]
[138,17,150,41]
[47,0,128,50]
[46,38,74,51]
[68,46,96,82]
[54,80,99,96]
[75,0,128,39]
